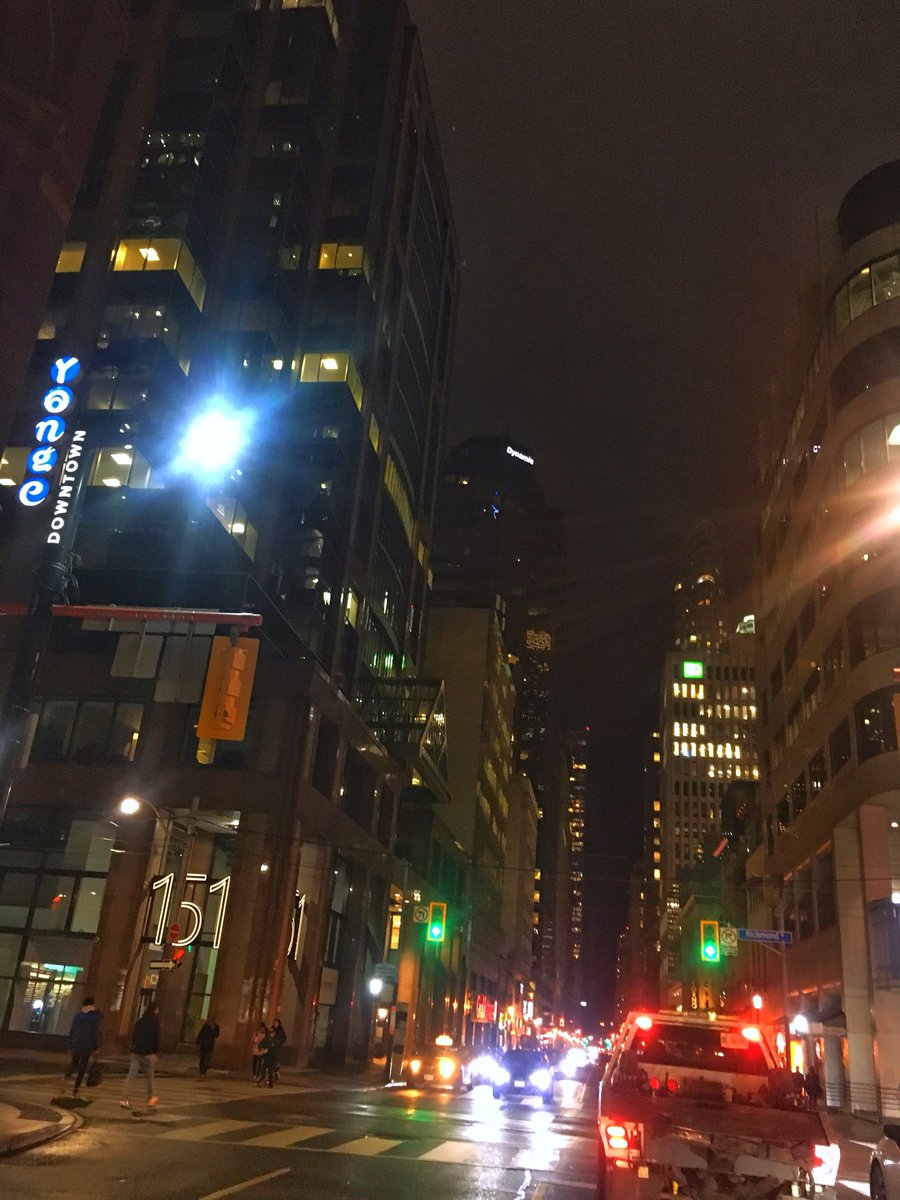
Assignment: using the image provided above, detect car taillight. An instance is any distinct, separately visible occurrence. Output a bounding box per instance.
[635,1015,654,1030]
[666,1077,679,1093]
[648,1077,661,1091]
[606,1124,626,1138]
[811,1144,840,1186]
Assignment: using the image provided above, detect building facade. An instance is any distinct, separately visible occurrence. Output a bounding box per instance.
[754,159,900,1114]
[657,639,759,1006]
[432,436,569,1021]
[0,0,460,1068]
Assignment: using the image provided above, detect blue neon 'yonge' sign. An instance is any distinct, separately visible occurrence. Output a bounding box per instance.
[19,357,89,545]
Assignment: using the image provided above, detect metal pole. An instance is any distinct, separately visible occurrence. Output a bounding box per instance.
[777,897,791,1066]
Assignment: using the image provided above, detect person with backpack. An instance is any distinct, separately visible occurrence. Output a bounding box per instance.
[66,997,103,1097]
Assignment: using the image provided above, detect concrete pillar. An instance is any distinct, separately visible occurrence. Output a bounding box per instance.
[861,804,900,1116]
[834,815,878,1113]
[84,821,155,1046]
[207,811,299,1069]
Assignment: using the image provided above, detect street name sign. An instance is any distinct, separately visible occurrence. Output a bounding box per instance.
[737,928,793,944]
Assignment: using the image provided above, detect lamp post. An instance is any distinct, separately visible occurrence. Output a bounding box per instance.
[119,793,200,1044]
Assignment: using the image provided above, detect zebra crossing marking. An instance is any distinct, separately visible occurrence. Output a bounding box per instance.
[418,1140,484,1163]
[328,1136,403,1156]
[163,1119,253,1140]
[242,1125,333,1147]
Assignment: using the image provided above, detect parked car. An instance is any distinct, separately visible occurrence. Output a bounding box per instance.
[870,1123,900,1200]
[491,1048,554,1103]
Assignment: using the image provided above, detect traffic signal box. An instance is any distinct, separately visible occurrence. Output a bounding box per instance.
[426,901,447,942]
[197,636,259,741]
[700,919,720,963]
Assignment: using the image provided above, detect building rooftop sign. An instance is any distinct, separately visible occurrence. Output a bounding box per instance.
[682,660,704,679]
[506,445,534,465]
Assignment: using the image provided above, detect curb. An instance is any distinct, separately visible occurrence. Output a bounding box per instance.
[0,1100,82,1156]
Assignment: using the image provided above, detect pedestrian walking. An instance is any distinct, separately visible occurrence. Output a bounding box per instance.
[791,1067,806,1106]
[120,1002,160,1109]
[251,1022,270,1084]
[196,1016,220,1079]
[66,996,103,1096]
[262,1019,287,1087]
[804,1065,823,1109]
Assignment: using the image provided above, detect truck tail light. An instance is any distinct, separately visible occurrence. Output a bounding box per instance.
[812,1144,840,1186]
[648,1076,661,1091]
[666,1077,679,1093]
[603,1120,641,1155]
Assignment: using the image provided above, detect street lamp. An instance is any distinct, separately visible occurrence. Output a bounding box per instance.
[177,406,248,475]
[368,977,384,997]
[752,993,764,1011]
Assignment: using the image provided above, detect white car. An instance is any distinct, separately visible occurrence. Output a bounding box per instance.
[870,1125,900,1200]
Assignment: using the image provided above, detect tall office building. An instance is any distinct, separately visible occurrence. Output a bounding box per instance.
[562,730,588,1012]
[753,159,900,1113]
[656,531,759,1006]
[432,437,570,1021]
[0,0,459,1067]
[0,0,127,443]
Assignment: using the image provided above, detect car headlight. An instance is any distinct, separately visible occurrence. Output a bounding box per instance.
[472,1055,494,1077]
[530,1069,552,1090]
[409,1058,422,1074]
[437,1057,456,1080]
[493,1067,511,1085]
[561,1056,577,1079]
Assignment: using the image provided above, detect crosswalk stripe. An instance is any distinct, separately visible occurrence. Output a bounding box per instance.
[418,1140,483,1163]
[327,1136,402,1156]
[163,1119,252,1140]
[508,1147,560,1170]
[242,1125,333,1147]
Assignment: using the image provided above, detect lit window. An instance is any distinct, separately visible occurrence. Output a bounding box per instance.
[384,455,414,545]
[653,868,661,880]
[206,495,259,560]
[0,447,29,488]
[89,447,155,489]
[369,414,381,454]
[111,238,207,310]
[299,352,363,409]
[389,911,401,951]
[345,590,359,628]
[56,242,86,273]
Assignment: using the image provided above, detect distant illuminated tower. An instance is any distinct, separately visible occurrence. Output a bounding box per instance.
[673,521,727,652]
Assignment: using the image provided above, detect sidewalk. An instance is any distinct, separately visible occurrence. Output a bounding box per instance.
[0,1091,81,1156]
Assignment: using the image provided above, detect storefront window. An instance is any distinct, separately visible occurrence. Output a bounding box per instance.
[8,936,91,1035]
[0,811,114,1034]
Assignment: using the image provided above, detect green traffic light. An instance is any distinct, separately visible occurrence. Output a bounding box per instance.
[430,924,442,939]
[703,944,716,960]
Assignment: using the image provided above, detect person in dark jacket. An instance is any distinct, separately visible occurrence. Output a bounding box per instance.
[67,997,103,1096]
[120,1002,160,1109]
[804,1065,823,1109]
[196,1017,220,1079]
[262,1019,287,1087]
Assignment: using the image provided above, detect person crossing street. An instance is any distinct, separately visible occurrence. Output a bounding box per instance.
[120,1002,160,1110]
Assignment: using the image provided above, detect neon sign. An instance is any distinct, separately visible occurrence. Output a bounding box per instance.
[19,357,85,520]
[505,445,534,465]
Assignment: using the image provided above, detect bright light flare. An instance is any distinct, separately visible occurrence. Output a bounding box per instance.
[741,1026,762,1042]
[635,1015,653,1030]
[119,796,141,815]
[179,407,247,474]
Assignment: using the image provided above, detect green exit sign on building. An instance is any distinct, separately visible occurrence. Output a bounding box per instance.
[682,660,704,679]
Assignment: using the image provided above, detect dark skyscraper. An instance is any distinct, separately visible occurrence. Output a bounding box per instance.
[432,436,569,1019]
[0,0,459,1067]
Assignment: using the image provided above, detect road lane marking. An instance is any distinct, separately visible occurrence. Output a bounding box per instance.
[242,1125,333,1147]
[532,1185,546,1200]
[327,1135,402,1155]
[198,1168,291,1199]
[418,1140,483,1163]
[162,1119,250,1140]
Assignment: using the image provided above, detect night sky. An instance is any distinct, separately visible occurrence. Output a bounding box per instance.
[411,0,900,1014]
